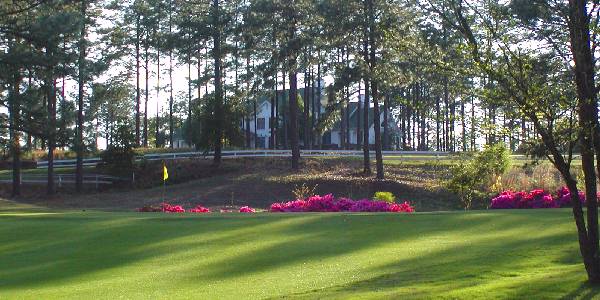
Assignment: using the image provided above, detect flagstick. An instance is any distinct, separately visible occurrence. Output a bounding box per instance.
[162,179,166,203]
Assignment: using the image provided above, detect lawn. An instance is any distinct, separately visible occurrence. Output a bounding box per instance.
[1,203,598,299]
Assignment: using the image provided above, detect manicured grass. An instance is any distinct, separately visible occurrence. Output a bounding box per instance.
[1,207,598,299]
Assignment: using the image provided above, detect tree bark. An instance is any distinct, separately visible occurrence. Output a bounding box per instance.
[143,34,149,147]
[168,0,174,149]
[9,64,22,197]
[135,11,141,147]
[212,0,223,165]
[303,69,309,149]
[289,67,300,170]
[568,0,600,283]
[47,73,57,196]
[367,0,383,179]
[76,0,87,193]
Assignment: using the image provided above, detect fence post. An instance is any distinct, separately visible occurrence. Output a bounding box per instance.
[58,175,62,188]
[96,175,99,190]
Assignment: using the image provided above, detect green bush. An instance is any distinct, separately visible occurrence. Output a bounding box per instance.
[447,143,512,210]
[99,125,135,176]
[373,191,396,203]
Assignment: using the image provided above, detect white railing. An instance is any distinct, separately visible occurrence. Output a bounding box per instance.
[33,150,573,169]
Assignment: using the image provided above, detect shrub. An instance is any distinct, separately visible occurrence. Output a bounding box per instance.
[100,125,136,176]
[239,206,256,213]
[447,143,512,209]
[269,195,415,213]
[189,205,211,213]
[490,187,596,209]
[160,203,185,213]
[373,191,396,203]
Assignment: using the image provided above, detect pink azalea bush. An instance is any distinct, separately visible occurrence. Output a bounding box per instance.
[490,187,599,209]
[555,187,586,208]
[270,194,415,213]
[239,206,256,213]
[189,205,211,213]
[160,203,185,213]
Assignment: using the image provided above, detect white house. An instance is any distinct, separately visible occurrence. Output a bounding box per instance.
[244,92,401,149]
[245,100,273,149]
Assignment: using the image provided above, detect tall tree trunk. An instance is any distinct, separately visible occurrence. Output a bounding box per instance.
[212,0,224,165]
[76,0,87,193]
[271,74,277,149]
[187,57,192,146]
[568,0,600,283]
[135,12,141,146]
[367,0,383,178]
[470,95,476,150]
[315,57,321,148]
[303,69,309,149]
[197,46,202,100]
[461,97,466,151]
[436,93,441,151]
[289,67,300,170]
[356,82,362,150]
[47,72,57,196]
[287,18,300,170]
[143,36,149,147]
[9,65,22,197]
[245,56,251,148]
[362,12,371,175]
[155,30,161,148]
[168,0,174,149]
[443,79,449,151]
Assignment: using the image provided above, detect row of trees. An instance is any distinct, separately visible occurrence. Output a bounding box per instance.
[0,0,548,193]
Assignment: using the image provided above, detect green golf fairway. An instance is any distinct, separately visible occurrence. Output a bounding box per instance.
[1,209,598,299]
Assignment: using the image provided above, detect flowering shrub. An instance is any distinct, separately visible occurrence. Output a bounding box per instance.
[239,206,256,213]
[490,187,600,209]
[189,205,211,213]
[161,203,185,213]
[306,194,338,212]
[389,202,416,213]
[555,187,586,208]
[489,191,524,209]
[521,189,557,209]
[269,195,415,213]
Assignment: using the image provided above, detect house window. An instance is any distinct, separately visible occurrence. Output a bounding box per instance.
[257,118,266,130]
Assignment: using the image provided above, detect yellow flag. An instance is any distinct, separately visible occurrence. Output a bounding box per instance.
[163,164,169,181]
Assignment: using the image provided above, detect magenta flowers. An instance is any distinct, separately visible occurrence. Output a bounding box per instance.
[490,187,598,209]
[239,206,256,213]
[270,194,415,213]
[160,203,186,213]
[189,205,211,213]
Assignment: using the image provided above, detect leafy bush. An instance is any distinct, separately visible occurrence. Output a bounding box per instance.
[100,125,135,176]
[239,206,256,213]
[269,194,415,213]
[373,191,396,203]
[447,143,512,209]
[490,187,596,209]
[160,203,185,213]
[189,205,211,213]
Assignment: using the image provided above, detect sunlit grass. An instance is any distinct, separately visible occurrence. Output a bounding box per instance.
[0,207,597,299]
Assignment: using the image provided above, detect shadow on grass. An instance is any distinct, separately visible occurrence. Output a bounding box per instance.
[0,209,595,299]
